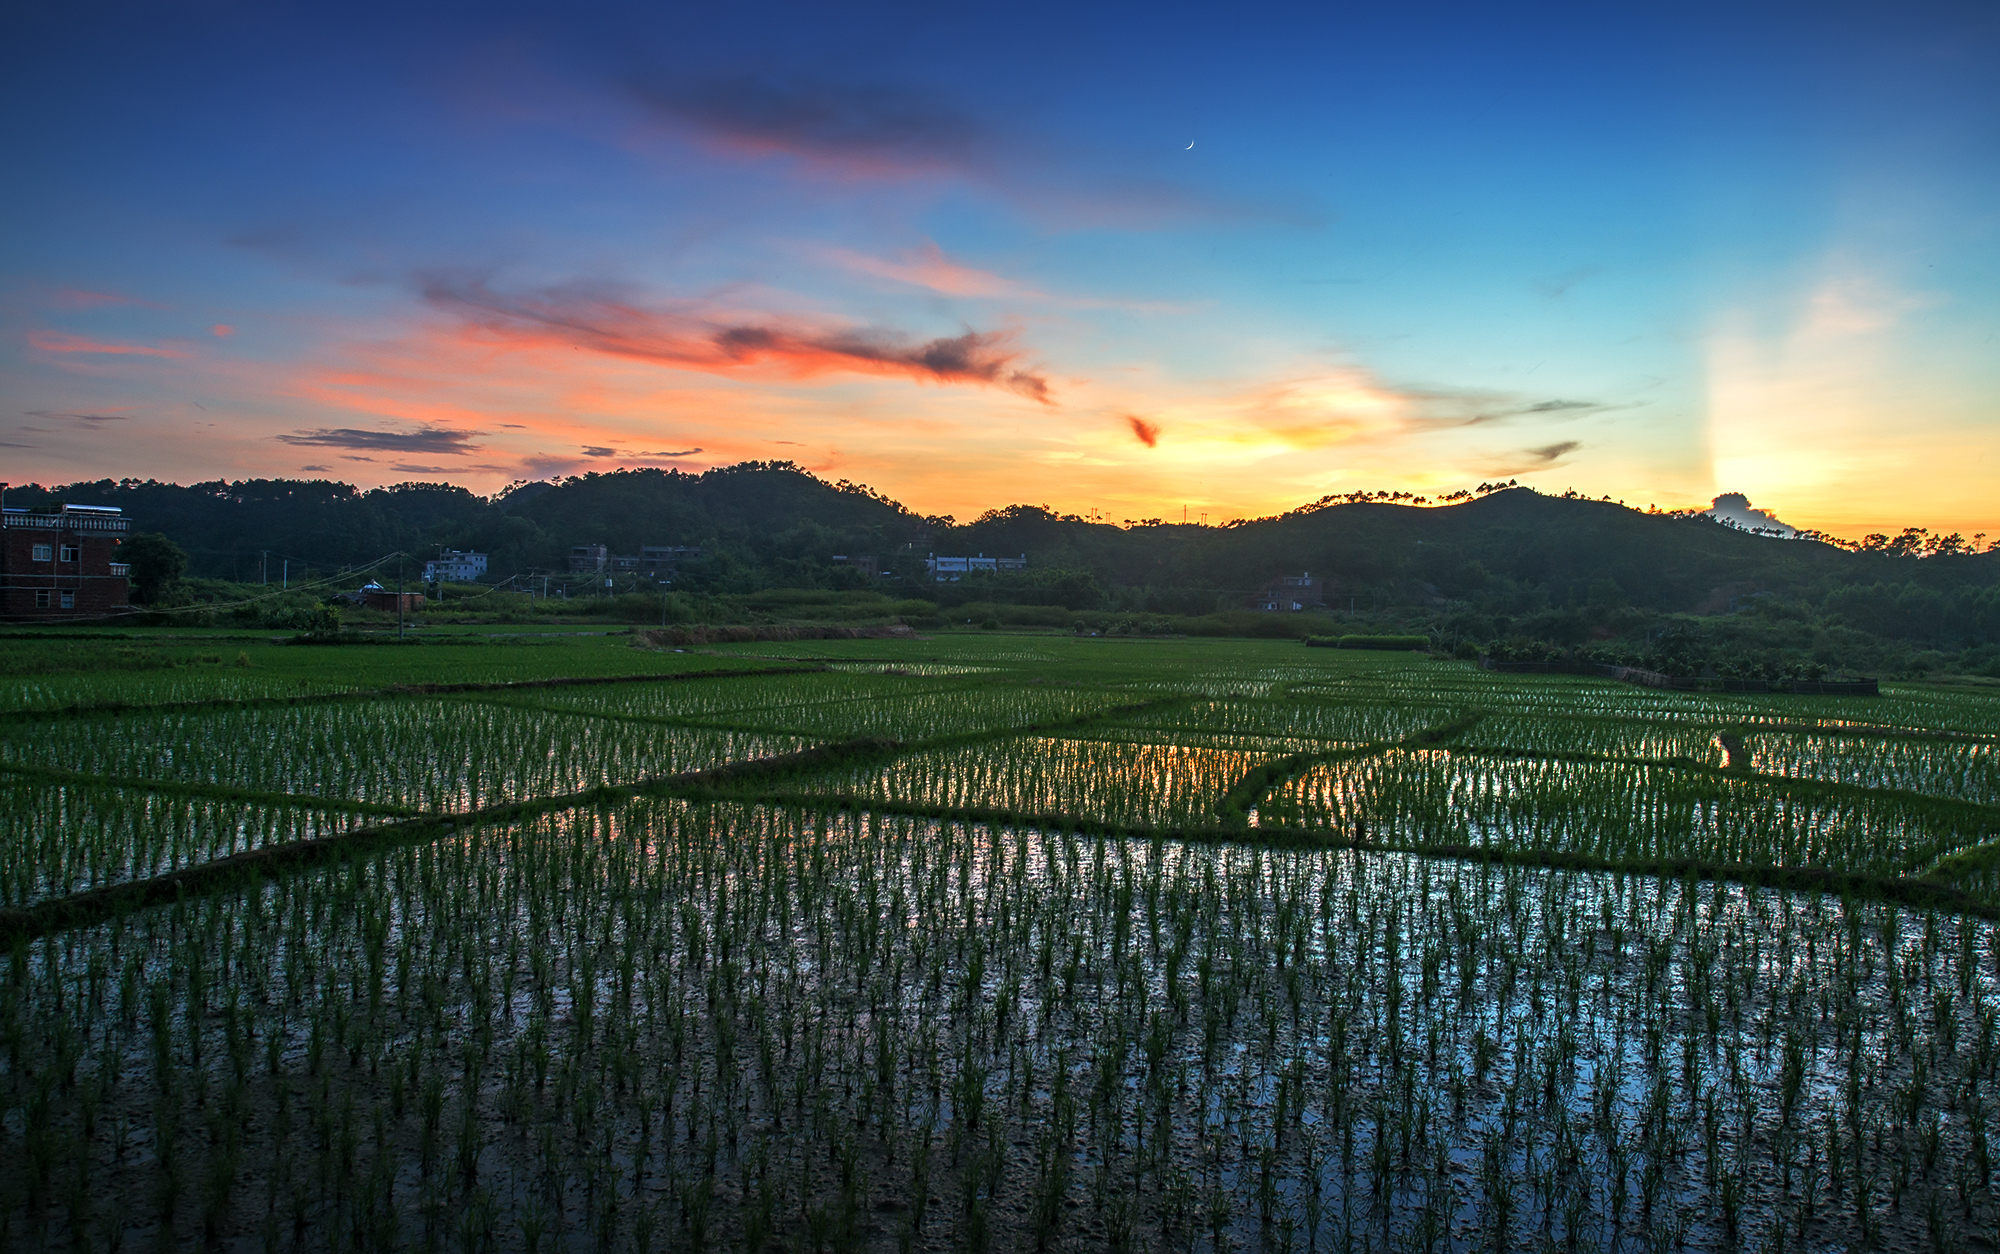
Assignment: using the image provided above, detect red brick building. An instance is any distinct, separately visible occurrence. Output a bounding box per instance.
[0,504,131,619]
[356,582,425,613]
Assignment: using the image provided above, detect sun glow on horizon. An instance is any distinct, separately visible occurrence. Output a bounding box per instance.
[3,4,1994,540]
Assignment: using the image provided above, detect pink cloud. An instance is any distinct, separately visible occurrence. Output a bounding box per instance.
[421,274,1054,404]
[212,324,236,337]
[818,241,1035,299]
[814,242,1200,315]
[27,331,191,359]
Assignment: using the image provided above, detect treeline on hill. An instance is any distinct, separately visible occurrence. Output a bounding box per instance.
[11,466,2000,675]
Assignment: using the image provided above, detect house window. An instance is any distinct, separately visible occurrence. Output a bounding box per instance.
[34,590,51,609]
[31,544,52,562]
[60,592,75,610]
[60,544,80,563]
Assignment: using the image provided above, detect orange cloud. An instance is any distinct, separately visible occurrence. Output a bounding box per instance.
[1125,414,1160,447]
[1705,259,1987,538]
[27,331,191,358]
[1220,370,1412,449]
[421,274,1054,404]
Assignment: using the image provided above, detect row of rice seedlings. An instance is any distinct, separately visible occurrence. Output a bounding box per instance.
[0,641,787,720]
[1748,732,2000,806]
[825,662,994,676]
[792,735,1263,828]
[513,675,1142,741]
[1117,664,1364,699]
[718,635,1039,663]
[1,669,301,716]
[0,700,805,812]
[1065,726,1366,756]
[511,670,966,722]
[1262,750,1992,882]
[4,803,1996,1250]
[1104,697,1459,747]
[1322,667,2000,736]
[1202,654,1997,739]
[1455,713,1726,764]
[0,783,370,907]
[1283,674,1764,727]
[1847,687,2000,737]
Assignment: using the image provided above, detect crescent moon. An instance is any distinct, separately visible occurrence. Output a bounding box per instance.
[1185,141,1194,149]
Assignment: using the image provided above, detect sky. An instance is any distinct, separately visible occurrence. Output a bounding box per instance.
[4,0,1996,539]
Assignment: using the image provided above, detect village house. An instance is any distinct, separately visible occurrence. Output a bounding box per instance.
[924,553,1027,582]
[422,549,488,582]
[1255,571,1328,612]
[0,503,131,618]
[640,546,700,577]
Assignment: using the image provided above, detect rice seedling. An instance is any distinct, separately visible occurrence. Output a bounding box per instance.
[0,633,1996,1251]
[0,699,808,812]
[3,802,1997,1250]
[1261,747,1999,881]
[0,781,375,906]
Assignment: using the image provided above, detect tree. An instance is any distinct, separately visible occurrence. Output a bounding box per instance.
[121,532,187,605]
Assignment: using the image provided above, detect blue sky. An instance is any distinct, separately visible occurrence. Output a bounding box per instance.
[5,0,1996,535]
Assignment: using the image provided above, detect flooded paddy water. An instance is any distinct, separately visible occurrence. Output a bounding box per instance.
[3,637,1999,1250]
[7,803,2000,1251]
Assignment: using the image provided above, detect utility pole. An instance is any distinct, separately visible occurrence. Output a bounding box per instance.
[261,550,269,585]
[397,553,405,640]
[282,560,288,590]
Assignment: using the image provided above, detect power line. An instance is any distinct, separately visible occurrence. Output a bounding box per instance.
[25,550,407,626]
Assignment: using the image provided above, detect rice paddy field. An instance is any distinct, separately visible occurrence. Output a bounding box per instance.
[5,630,2000,1251]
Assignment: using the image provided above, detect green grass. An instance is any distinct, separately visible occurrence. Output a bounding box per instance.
[0,630,792,713]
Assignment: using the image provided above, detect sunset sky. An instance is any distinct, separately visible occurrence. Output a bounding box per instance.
[4,1,1996,538]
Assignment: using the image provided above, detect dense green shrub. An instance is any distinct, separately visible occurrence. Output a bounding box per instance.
[1306,634,1430,650]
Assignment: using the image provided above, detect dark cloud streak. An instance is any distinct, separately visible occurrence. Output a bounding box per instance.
[620,71,1311,228]
[630,76,984,175]
[277,427,481,454]
[24,409,131,424]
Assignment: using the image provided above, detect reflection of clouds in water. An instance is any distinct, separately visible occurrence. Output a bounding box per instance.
[1271,749,1941,875]
[855,736,1262,828]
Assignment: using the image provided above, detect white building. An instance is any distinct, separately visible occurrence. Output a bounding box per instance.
[423,550,488,582]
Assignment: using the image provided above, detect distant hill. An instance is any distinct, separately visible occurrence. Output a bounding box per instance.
[9,468,1996,648]
[944,489,1948,611]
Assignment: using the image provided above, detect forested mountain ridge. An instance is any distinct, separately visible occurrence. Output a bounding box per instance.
[9,467,1996,648]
